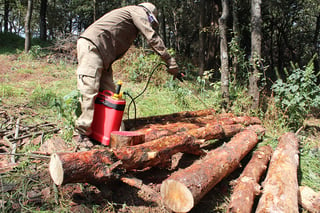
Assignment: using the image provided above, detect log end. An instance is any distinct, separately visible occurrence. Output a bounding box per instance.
[49,153,64,186]
[160,179,194,213]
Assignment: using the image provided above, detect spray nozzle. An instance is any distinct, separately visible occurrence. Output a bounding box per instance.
[113,80,123,99]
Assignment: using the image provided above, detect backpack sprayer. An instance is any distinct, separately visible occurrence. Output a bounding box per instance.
[89,63,164,146]
[90,62,212,146]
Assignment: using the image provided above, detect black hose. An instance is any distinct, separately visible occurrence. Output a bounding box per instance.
[124,62,165,124]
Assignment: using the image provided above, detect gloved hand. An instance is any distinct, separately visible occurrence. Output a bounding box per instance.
[166,57,179,77]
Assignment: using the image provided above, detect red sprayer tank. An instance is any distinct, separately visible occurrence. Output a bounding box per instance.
[90,81,125,145]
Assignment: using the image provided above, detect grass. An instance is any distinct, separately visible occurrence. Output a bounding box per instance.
[0,33,319,212]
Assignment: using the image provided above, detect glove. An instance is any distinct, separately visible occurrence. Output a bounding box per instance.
[166,57,179,77]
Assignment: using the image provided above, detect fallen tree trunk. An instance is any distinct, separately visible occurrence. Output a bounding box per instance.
[227,145,273,213]
[113,135,204,171]
[49,135,204,185]
[160,125,265,213]
[115,123,250,171]
[136,115,262,142]
[124,109,216,130]
[49,149,122,186]
[298,186,320,213]
[256,132,300,213]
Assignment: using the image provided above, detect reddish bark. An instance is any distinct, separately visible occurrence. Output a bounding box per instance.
[256,132,300,213]
[160,125,265,213]
[135,115,262,142]
[124,109,215,130]
[49,149,122,186]
[227,145,273,213]
[49,135,204,185]
[113,135,204,171]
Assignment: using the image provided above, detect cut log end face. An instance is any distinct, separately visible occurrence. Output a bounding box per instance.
[49,153,64,185]
[160,179,194,213]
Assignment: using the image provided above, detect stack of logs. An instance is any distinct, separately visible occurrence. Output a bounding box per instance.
[49,109,318,212]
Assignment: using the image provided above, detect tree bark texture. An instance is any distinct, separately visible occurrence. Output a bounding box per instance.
[199,0,205,75]
[255,132,300,213]
[24,0,33,52]
[219,0,230,108]
[50,135,203,185]
[160,125,265,213]
[232,0,240,84]
[49,149,122,186]
[298,186,320,213]
[40,0,47,41]
[227,145,273,213]
[4,0,9,32]
[113,134,204,171]
[249,0,262,109]
[135,114,261,142]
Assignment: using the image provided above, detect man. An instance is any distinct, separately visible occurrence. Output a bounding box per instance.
[75,3,179,143]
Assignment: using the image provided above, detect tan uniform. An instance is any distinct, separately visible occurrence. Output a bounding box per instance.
[76,5,176,136]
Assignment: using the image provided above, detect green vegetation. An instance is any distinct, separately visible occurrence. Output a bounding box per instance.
[0,34,319,212]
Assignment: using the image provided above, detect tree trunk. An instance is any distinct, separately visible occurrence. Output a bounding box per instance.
[135,114,261,142]
[256,132,300,213]
[49,149,122,186]
[227,145,273,213]
[124,108,215,130]
[231,0,240,84]
[40,0,47,41]
[49,121,256,186]
[49,135,204,185]
[249,0,262,109]
[199,0,205,75]
[219,0,230,108]
[113,135,204,171]
[4,0,9,33]
[160,125,265,213]
[298,186,320,213]
[24,0,33,53]
[313,14,320,73]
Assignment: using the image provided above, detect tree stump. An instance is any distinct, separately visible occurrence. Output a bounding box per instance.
[110,131,145,149]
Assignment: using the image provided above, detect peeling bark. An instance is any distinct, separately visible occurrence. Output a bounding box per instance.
[256,132,300,213]
[228,145,273,213]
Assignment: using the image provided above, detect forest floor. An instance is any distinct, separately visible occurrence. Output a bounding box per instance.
[1,53,319,213]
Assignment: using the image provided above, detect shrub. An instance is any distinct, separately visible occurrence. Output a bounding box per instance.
[272,57,320,127]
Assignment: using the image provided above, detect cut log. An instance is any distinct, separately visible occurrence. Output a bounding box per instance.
[160,125,265,213]
[124,109,216,130]
[110,131,145,149]
[49,149,123,186]
[227,145,273,213]
[136,122,200,142]
[256,132,300,213]
[298,186,320,213]
[114,123,251,171]
[113,135,205,171]
[135,115,262,142]
[49,135,204,185]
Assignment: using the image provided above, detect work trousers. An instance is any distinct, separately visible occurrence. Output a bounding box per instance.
[75,38,116,136]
